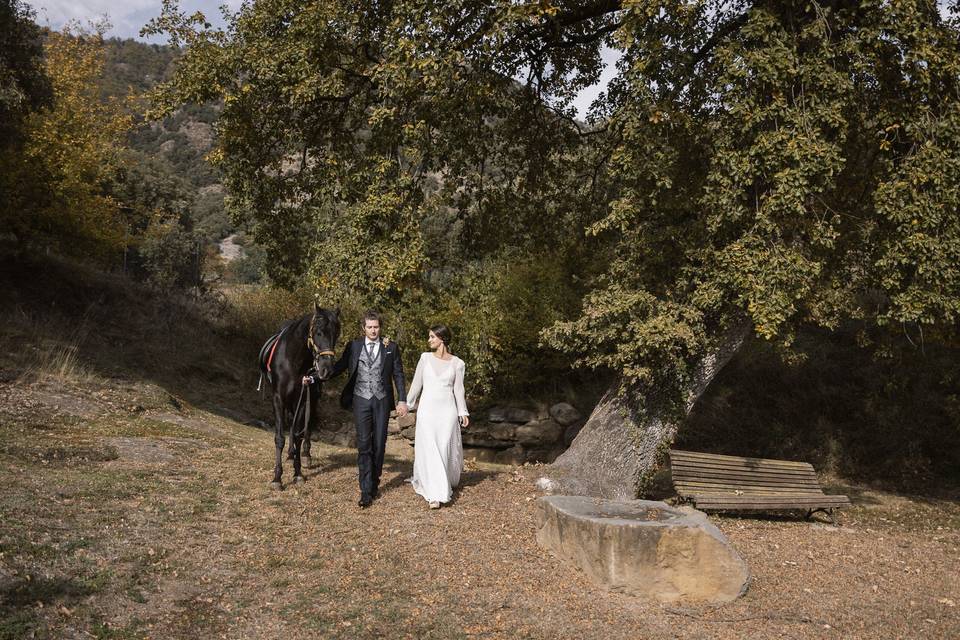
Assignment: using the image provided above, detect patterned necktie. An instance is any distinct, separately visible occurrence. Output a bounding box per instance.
[367,342,375,358]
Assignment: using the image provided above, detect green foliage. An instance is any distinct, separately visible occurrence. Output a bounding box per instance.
[2,23,133,257]
[142,0,614,394]
[381,253,583,397]
[113,149,193,226]
[0,0,51,147]
[550,1,960,411]
[146,0,960,419]
[136,213,202,290]
[226,243,267,284]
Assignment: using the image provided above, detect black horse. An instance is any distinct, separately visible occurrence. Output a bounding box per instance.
[258,303,341,489]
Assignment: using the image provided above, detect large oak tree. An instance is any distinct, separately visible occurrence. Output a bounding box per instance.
[148,0,960,496]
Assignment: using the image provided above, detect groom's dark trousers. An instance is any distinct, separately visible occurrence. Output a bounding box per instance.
[352,394,390,497]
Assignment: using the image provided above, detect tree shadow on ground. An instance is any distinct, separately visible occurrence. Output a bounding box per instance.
[292,449,505,506]
[0,575,99,609]
[709,510,842,525]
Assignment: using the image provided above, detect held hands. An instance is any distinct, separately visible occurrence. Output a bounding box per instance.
[396,402,409,417]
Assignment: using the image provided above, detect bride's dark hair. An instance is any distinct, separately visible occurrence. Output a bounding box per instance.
[430,324,452,349]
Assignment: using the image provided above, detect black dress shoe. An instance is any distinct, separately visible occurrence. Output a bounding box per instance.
[358,494,372,508]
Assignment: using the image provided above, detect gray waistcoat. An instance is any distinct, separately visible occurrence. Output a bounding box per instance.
[355,344,386,400]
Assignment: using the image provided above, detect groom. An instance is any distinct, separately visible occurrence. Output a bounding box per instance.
[330,310,408,507]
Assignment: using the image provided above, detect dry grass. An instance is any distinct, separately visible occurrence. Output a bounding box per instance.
[1,376,958,640]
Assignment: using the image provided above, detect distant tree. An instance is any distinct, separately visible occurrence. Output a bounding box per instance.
[0,0,51,146]
[0,0,52,227]
[113,149,193,225]
[4,22,133,255]
[137,212,202,290]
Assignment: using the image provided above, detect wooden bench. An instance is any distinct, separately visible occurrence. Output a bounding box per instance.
[669,449,850,522]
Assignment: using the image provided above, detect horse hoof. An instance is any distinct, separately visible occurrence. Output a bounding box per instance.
[293,476,306,484]
[302,456,314,468]
[270,481,283,491]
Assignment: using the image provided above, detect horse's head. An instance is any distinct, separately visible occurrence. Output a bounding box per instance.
[309,303,341,381]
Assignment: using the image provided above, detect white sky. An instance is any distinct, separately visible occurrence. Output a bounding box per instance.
[26,0,241,42]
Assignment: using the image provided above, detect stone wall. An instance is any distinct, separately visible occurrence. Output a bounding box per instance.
[311,397,586,465]
[393,401,584,465]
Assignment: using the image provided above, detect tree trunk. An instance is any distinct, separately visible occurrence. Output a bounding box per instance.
[537,319,751,499]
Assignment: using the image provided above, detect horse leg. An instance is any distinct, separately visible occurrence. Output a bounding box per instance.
[290,403,305,484]
[271,395,284,489]
[302,387,315,469]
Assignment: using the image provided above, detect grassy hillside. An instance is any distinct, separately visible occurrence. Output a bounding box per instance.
[0,253,281,425]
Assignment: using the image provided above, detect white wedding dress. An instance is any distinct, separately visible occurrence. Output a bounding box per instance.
[405,352,469,504]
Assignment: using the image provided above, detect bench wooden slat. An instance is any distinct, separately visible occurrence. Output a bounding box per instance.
[674,480,822,491]
[670,458,818,475]
[670,460,817,477]
[671,468,823,484]
[668,449,850,517]
[675,483,824,494]
[670,449,812,469]
[692,494,851,503]
[673,472,823,484]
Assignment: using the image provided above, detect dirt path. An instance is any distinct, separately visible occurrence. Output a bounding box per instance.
[1,379,958,639]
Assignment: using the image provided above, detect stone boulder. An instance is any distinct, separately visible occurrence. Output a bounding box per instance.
[514,420,564,446]
[489,423,516,441]
[388,411,416,435]
[462,429,508,449]
[535,496,750,604]
[548,402,581,426]
[488,406,537,424]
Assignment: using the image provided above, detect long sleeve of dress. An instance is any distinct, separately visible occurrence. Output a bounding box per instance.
[454,359,469,417]
[406,355,425,410]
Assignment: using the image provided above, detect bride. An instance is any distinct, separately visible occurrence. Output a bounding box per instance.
[405,324,469,509]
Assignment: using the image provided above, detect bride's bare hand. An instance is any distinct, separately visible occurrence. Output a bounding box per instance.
[460,416,470,428]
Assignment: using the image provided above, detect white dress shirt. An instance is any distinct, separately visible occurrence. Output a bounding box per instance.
[364,337,381,360]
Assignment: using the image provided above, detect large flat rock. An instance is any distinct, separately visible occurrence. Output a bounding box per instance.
[535,496,750,604]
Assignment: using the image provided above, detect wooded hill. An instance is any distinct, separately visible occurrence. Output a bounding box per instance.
[102,38,257,270]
